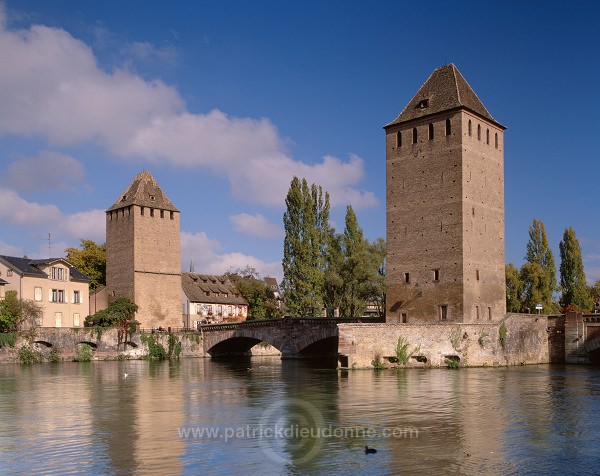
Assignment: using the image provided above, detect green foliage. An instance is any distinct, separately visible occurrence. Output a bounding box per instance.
[75,343,92,362]
[521,219,558,313]
[65,239,106,290]
[559,227,593,311]
[445,358,460,369]
[48,348,61,363]
[499,323,508,349]
[505,263,524,313]
[282,177,330,317]
[168,333,182,358]
[85,298,138,348]
[0,291,43,332]
[371,353,385,370]
[0,332,16,348]
[228,273,282,319]
[395,335,420,366]
[141,332,167,360]
[18,346,42,364]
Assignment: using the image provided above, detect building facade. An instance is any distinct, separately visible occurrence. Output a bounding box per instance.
[181,273,248,328]
[106,171,183,329]
[0,256,91,327]
[385,64,506,323]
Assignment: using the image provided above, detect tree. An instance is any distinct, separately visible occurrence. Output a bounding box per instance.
[0,291,43,331]
[226,270,282,320]
[505,263,523,312]
[323,230,344,317]
[85,297,139,346]
[282,177,330,317]
[559,227,592,311]
[65,239,106,290]
[589,280,600,312]
[521,219,558,313]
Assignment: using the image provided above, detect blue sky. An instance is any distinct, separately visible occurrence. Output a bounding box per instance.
[0,1,598,284]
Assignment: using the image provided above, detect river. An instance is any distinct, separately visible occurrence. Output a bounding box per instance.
[0,358,599,475]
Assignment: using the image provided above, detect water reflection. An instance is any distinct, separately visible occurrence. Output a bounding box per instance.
[1,361,600,475]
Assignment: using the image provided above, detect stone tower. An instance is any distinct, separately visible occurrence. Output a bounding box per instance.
[106,171,182,329]
[385,64,506,323]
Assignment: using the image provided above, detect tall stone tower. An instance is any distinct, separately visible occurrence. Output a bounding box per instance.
[106,171,182,329]
[385,64,506,323]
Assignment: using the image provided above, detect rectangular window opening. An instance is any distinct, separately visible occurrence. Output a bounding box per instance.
[488,307,492,320]
[401,313,408,323]
[403,272,410,284]
[476,305,480,320]
[439,305,448,320]
[433,269,440,281]
[476,269,480,281]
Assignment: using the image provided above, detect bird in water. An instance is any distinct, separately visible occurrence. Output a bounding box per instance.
[365,446,377,454]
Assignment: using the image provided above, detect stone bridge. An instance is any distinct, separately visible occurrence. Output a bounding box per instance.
[200,317,377,359]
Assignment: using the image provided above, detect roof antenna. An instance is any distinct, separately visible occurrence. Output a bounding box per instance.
[444,55,447,66]
[48,233,52,258]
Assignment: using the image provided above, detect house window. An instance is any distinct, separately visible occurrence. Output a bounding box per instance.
[50,289,65,303]
[495,133,498,149]
[403,272,410,284]
[54,312,62,327]
[476,305,480,320]
[477,124,481,141]
[51,266,66,281]
[396,131,402,147]
[401,313,408,323]
[439,305,448,320]
[73,290,80,304]
[445,118,451,135]
[412,127,418,144]
[433,269,440,281]
[428,123,434,140]
[34,287,43,302]
[73,313,80,327]
[468,120,472,136]
[6,269,13,277]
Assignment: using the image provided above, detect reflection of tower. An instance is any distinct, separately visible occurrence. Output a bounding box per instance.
[106,171,182,328]
[385,64,506,323]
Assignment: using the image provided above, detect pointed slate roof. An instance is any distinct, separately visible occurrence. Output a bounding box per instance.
[385,64,504,129]
[107,171,179,212]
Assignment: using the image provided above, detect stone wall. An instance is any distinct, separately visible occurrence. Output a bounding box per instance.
[0,328,206,363]
[338,313,549,368]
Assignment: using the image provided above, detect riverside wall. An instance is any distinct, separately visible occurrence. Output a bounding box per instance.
[338,313,551,368]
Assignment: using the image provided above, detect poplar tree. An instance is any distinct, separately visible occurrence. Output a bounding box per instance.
[282,177,330,317]
[521,219,558,313]
[505,263,523,312]
[559,227,592,311]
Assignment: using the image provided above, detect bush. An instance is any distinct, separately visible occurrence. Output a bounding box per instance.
[141,332,167,360]
[18,346,42,364]
[499,323,508,349]
[48,348,61,363]
[75,343,93,362]
[0,332,16,348]
[371,353,385,370]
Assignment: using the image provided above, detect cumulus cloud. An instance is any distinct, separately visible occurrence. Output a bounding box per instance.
[181,231,282,280]
[1,150,86,192]
[0,240,23,257]
[0,187,104,242]
[0,12,378,210]
[229,213,283,239]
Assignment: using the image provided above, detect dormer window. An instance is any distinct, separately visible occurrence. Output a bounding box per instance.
[121,195,127,202]
[149,195,156,202]
[416,99,429,109]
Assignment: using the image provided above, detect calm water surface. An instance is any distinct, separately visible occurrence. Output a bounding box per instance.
[0,358,599,475]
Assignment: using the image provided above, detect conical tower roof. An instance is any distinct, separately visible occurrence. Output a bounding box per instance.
[107,171,179,212]
[385,64,504,129]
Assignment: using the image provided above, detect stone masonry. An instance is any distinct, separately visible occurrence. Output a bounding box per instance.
[385,64,506,324]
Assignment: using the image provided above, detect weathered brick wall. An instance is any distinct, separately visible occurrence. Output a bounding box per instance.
[386,111,505,324]
[338,313,549,368]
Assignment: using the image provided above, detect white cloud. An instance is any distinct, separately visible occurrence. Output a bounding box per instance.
[120,41,179,65]
[0,13,378,210]
[181,230,282,281]
[0,240,23,257]
[230,213,282,239]
[0,187,104,242]
[2,150,86,192]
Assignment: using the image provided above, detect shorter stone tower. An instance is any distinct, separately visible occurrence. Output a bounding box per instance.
[385,64,506,324]
[106,172,182,329]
